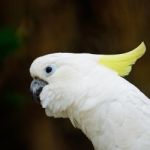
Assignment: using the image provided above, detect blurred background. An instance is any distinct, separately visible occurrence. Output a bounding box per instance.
[0,0,150,150]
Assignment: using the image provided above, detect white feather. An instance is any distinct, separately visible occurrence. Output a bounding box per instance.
[30,53,150,150]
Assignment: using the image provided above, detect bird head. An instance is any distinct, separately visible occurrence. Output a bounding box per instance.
[30,42,146,118]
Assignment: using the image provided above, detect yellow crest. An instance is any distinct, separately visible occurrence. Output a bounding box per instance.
[99,42,146,76]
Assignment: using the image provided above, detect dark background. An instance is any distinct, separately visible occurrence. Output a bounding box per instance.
[0,0,150,150]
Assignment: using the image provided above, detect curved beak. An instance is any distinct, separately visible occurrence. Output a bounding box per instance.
[30,79,47,102]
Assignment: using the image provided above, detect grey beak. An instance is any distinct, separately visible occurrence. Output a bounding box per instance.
[30,79,47,102]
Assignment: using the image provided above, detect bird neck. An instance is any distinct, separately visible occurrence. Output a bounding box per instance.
[67,76,138,150]
[68,103,107,150]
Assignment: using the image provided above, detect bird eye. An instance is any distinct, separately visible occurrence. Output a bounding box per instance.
[45,66,53,74]
[44,64,56,76]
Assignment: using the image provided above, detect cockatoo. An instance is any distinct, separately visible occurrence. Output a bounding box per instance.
[30,42,150,150]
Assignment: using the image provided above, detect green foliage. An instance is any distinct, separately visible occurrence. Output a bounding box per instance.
[0,27,23,61]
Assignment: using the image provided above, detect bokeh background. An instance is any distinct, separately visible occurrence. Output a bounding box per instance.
[0,0,150,150]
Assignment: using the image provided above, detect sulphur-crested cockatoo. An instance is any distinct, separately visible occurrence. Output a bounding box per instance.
[30,42,150,150]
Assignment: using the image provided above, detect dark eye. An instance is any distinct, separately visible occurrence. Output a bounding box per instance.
[45,66,53,74]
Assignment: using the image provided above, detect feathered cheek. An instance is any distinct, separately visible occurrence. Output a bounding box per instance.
[40,86,72,117]
[39,85,55,108]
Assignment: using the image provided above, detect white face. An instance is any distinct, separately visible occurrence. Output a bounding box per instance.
[30,53,101,118]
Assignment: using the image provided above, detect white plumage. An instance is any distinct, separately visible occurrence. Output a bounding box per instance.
[30,43,150,150]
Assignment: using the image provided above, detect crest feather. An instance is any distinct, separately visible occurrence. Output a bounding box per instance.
[99,42,146,76]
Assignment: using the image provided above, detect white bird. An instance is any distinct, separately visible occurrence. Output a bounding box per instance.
[30,42,150,150]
